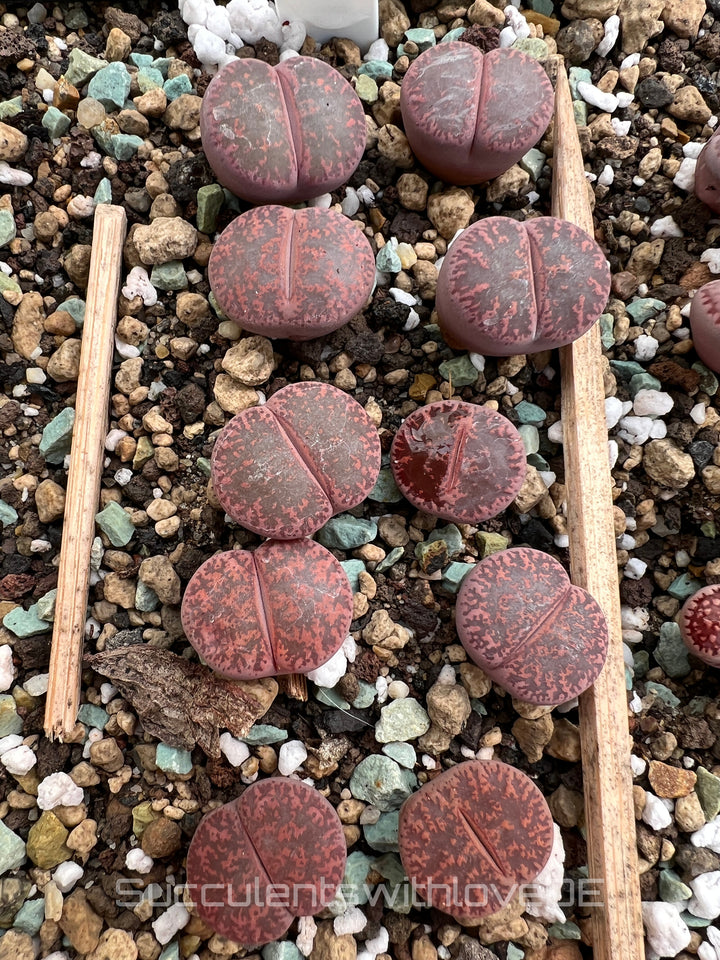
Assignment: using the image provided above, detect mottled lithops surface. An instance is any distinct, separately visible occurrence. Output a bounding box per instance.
[456,547,609,705]
[208,206,375,341]
[400,43,553,185]
[398,760,553,920]
[436,216,611,356]
[390,399,526,523]
[211,382,381,539]
[186,778,346,945]
[689,279,720,373]
[181,539,352,679]
[200,56,365,203]
[680,584,720,667]
[695,126,720,213]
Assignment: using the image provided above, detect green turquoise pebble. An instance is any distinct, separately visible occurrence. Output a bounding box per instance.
[682,912,711,928]
[341,559,366,592]
[358,60,393,82]
[0,209,16,247]
[569,67,592,99]
[37,588,57,621]
[427,523,463,556]
[547,922,581,940]
[65,48,106,87]
[667,573,703,600]
[77,703,109,730]
[629,372,662,395]
[152,58,173,77]
[519,147,546,180]
[342,851,375,906]
[692,361,718,395]
[686,696,710,716]
[633,650,650,678]
[13,898,44,935]
[527,452,550,470]
[42,106,71,139]
[0,500,18,527]
[626,298,666,322]
[353,681,377,709]
[65,7,89,29]
[0,275,21,296]
[150,261,188,290]
[442,561,474,593]
[0,696,22,737]
[197,457,212,477]
[137,66,165,93]
[87,62,132,110]
[696,766,720,821]
[92,125,115,155]
[404,28,436,50]
[350,755,417,811]
[135,581,159,612]
[93,177,113,205]
[438,354,478,388]
[375,546,405,572]
[156,743,193,775]
[382,740,416,769]
[573,100,588,125]
[95,500,135,548]
[375,698,430,743]
[129,53,154,68]
[531,0,554,13]
[356,74,379,104]
[3,603,50,638]
[196,183,224,234]
[515,400,546,425]
[610,360,645,380]
[376,242,401,273]
[441,27,466,42]
[368,467,404,503]
[513,37,549,59]
[625,665,633,690]
[241,725,288,745]
[645,681,680,708]
[158,944,180,960]
[0,819,26,876]
[0,97,22,119]
[262,943,302,960]
[599,313,615,349]
[316,516,377,550]
[110,134,143,160]
[316,687,351,709]
[659,869,692,903]
[506,946,525,960]
[654,622,690,679]
[39,407,75,464]
[164,74,192,100]
[518,424,540,455]
[364,811,400,852]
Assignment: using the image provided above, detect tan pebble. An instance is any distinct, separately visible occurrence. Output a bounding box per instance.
[146,499,177,522]
[0,121,28,162]
[648,759,697,798]
[155,516,181,538]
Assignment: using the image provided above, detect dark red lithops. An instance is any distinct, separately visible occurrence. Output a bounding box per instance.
[200,57,365,204]
[436,216,611,356]
[390,399,526,523]
[181,539,352,679]
[187,778,346,945]
[211,382,380,539]
[400,42,554,185]
[690,279,720,373]
[208,206,375,341]
[680,584,720,667]
[398,760,553,920]
[456,547,608,705]
[694,127,720,213]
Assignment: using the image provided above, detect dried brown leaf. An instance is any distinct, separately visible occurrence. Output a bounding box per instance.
[86,647,277,757]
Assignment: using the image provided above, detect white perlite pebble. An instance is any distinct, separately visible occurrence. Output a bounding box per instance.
[631,754,647,777]
[596,14,619,56]
[577,81,618,113]
[547,420,564,443]
[641,902,691,958]
[24,673,48,696]
[690,403,707,425]
[612,118,631,136]
[375,676,389,703]
[642,792,673,830]
[334,906,368,936]
[306,646,347,687]
[219,732,250,768]
[605,396,630,429]
[615,92,634,109]
[122,265,158,306]
[617,416,654,445]
[278,739,308,776]
[343,634,357,662]
[281,20,306,52]
[37,771,85,810]
[53,861,84,893]
[624,558,647,581]
[701,248,720,274]
[0,644,15,692]
[296,915,317,957]
[342,188,360,217]
[0,162,33,186]
[364,38,389,60]
[126,847,154,874]
[358,926,389,960]
[598,164,614,186]
[152,903,190,945]
[634,335,658,361]
[684,141,705,159]
[437,665,457,685]
[651,215,683,238]
[389,287,416,306]
[633,389,673,417]
[674,157,697,191]
[525,822,566,923]
[206,5,232,40]
[0,734,23,757]
[181,0,209,26]
[693,815,720,853]
[100,682,117,704]
[194,26,227,66]
[2,744,36,776]
[688,871,720,920]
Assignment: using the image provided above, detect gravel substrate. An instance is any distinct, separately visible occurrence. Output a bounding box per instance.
[1,1,720,959]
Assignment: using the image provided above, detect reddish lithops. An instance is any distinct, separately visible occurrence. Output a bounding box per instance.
[398,760,553,920]
[690,279,720,373]
[208,206,375,341]
[456,547,608,705]
[679,584,720,667]
[181,539,352,679]
[200,57,365,204]
[436,216,611,356]
[187,778,346,945]
[211,382,381,539]
[390,399,526,523]
[694,127,720,213]
[400,42,554,185]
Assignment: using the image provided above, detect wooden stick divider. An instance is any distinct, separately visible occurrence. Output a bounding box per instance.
[44,204,127,741]
[552,59,645,960]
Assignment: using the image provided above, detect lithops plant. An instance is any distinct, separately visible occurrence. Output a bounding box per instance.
[208,206,375,341]
[689,279,720,373]
[390,399,526,523]
[456,547,609,705]
[211,381,381,539]
[679,584,720,667]
[400,42,554,185]
[398,760,554,920]
[181,539,352,679]
[436,216,611,356]
[187,778,346,945]
[200,56,366,203]
[694,126,720,213]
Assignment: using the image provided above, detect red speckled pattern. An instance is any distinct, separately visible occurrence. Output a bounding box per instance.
[456,547,609,705]
[680,584,720,667]
[208,206,375,341]
[398,760,553,919]
[695,126,720,213]
[186,778,346,946]
[181,539,352,679]
[400,43,553,184]
[436,216,611,356]
[689,279,720,374]
[200,57,365,204]
[211,382,381,539]
[390,399,526,523]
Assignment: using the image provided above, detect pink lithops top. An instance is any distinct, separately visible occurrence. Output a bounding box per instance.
[186,778,346,945]
[390,399,526,523]
[680,584,720,667]
[200,57,366,204]
[398,760,554,920]
[456,547,609,705]
[690,279,720,374]
[211,382,381,539]
[181,539,352,679]
[208,206,375,341]
[437,216,611,356]
[400,42,554,184]
[695,127,720,213]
